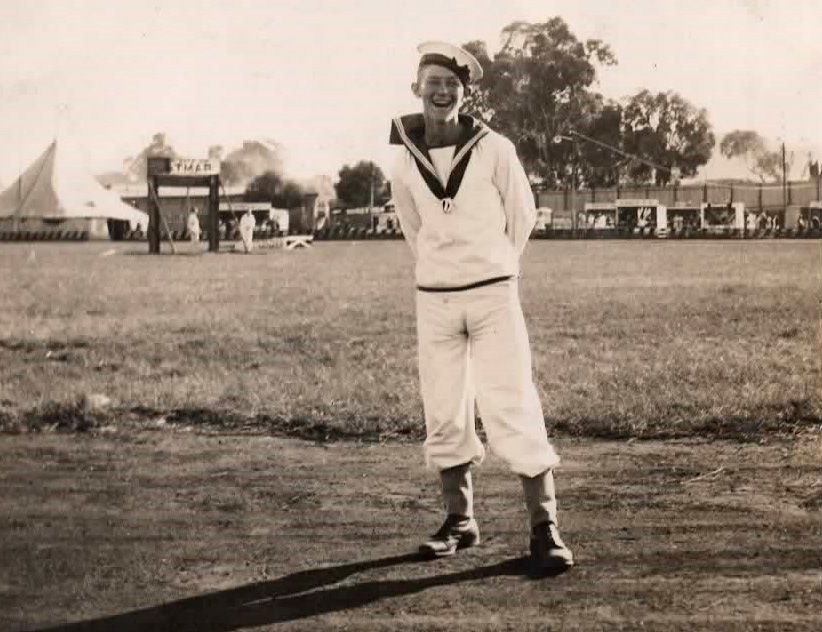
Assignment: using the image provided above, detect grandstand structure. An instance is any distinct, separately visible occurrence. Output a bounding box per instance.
[533,179,822,239]
[537,179,821,214]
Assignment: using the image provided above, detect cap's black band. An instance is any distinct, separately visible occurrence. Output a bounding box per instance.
[419,53,470,87]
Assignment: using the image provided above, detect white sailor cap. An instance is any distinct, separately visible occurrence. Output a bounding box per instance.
[417,41,483,86]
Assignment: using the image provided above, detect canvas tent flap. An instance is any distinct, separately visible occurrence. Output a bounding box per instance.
[0,141,60,219]
[0,138,148,227]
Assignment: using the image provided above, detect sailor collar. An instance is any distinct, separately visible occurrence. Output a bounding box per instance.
[390,113,489,213]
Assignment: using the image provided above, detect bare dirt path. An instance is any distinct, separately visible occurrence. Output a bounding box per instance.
[1,430,820,631]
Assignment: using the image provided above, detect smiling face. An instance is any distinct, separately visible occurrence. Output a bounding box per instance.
[413,64,465,124]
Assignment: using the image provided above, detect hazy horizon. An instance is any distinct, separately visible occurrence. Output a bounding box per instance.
[1,0,820,186]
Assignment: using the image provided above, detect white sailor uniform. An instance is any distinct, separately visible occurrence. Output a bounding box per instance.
[187,212,201,242]
[390,113,559,478]
[239,211,256,250]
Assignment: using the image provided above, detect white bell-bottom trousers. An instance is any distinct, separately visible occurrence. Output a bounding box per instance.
[416,279,559,478]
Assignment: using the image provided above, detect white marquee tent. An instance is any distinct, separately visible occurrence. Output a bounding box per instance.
[0,138,148,239]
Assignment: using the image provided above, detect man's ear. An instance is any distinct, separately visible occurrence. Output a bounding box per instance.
[464,85,473,97]
[411,81,421,97]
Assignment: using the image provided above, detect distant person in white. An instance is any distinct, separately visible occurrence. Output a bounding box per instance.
[390,41,573,571]
[239,210,256,251]
[187,208,201,242]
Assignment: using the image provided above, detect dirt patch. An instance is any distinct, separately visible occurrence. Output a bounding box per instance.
[1,429,819,631]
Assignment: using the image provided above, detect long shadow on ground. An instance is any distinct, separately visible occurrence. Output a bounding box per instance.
[34,553,553,631]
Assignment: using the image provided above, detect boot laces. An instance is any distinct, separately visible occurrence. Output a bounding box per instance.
[433,514,471,540]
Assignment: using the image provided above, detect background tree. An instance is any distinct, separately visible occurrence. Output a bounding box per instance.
[222,139,284,187]
[461,17,617,187]
[123,132,178,181]
[574,100,624,188]
[208,144,242,187]
[335,160,388,208]
[460,40,495,121]
[719,130,793,182]
[245,171,305,208]
[621,90,714,185]
[245,171,283,202]
[272,180,306,209]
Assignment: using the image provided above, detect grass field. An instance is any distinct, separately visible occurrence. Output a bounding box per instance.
[1,239,820,440]
[1,239,821,631]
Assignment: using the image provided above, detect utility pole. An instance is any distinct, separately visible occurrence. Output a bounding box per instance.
[553,134,580,236]
[572,137,581,237]
[571,136,588,237]
[369,163,375,210]
[782,142,788,212]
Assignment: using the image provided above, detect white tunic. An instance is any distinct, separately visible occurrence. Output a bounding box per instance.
[187,213,201,239]
[392,119,557,477]
[239,213,255,235]
[391,129,537,289]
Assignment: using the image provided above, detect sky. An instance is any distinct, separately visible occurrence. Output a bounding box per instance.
[0,0,820,186]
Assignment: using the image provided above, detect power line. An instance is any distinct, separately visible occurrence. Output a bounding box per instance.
[566,130,751,191]
[568,130,671,174]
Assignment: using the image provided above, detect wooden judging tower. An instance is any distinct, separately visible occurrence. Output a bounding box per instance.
[147,157,221,253]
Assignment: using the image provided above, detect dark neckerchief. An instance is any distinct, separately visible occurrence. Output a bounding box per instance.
[389,113,489,212]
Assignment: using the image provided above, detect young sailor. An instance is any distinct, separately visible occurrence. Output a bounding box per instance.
[390,41,574,572]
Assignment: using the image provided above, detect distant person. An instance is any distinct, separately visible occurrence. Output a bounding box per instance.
[187,208,201,242]
[239,210,256,251]
[390,41,574,572]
